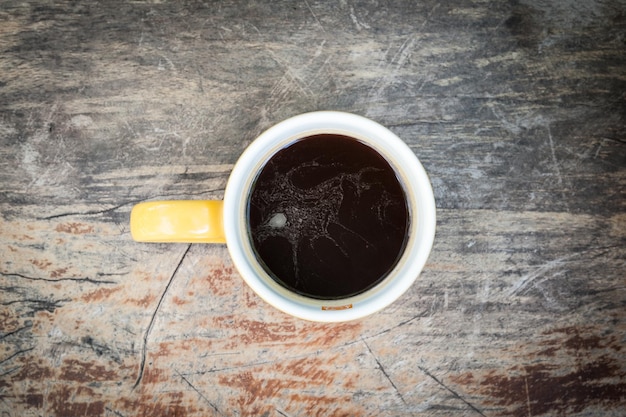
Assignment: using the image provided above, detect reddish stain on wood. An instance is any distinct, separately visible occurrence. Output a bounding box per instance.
[49,267,68,278]
[128,293,157,308]
[543,326,622,352]
[219,357,363,416]
[219,371,293,415]
[172,295,187,306]
[155,339,214,360]
[141,366,171,385]
[284,355,339,384]
[81,287,121,302]
[204,266,236,296]
[55,222,95,234]
[450,325,626,416]
[120,392,201,417]
[30,258,52,270]
[243,289,259,308]
[300,321,364,347]
[12,359,54,381]
[213,316,297,346]
[0,311,20,333]
[477,359,625,417]
[24,393,43,408]
[59,359,119,382]
[49,385,104,417]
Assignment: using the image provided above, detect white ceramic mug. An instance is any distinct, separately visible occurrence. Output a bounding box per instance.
[131,111,436,322]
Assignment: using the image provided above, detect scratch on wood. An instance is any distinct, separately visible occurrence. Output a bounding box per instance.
[364,309,430,340]
[525,375,532,417]
[133,243,191,389]
[362,338,406,405]
[594,138,605,159]
[601,136,626,145]
[304,0,326,32]
[418,365,487,417]
[506,253,577,297]
[276,409,290,417]
[105,406,127,417]
[370,3,439,98]
[184,359,275,376]
[349,6,371,31]
[177,370,225,416]
[547,125,563,185]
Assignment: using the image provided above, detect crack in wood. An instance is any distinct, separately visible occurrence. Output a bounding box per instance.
[0,366,20,379]
[0,347,35,366]
[39,189,225,220]
[133,243,191,389]
[417,365,487,417]
[40,201,138,220]
[0,271,116,285]
[0,324,32,340]
[0,298,70,312]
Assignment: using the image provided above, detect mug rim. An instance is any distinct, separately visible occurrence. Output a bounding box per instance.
[223,111,436,322]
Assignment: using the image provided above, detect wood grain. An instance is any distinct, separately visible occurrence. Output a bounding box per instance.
[1,1,625,416]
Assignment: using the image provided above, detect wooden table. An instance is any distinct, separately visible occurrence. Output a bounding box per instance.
[1,1,625,416]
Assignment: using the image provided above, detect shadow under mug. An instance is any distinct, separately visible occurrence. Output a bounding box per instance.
[130,111,436,322]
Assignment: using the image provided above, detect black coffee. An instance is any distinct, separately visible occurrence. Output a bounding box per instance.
[247,134,409,299]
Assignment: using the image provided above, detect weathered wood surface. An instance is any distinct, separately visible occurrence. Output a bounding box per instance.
[1,1,625,416]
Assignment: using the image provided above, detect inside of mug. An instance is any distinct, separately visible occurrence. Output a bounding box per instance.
[245,133,411,300]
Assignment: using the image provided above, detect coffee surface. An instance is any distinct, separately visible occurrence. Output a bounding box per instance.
[248,134,409,299]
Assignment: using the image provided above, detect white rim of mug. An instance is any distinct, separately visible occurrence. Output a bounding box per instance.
[223,111,436,322]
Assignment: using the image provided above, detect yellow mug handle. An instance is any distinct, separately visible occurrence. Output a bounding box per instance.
[130,201,226,243]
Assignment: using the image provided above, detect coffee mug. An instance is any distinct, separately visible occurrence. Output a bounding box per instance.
[130,111,436,322]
